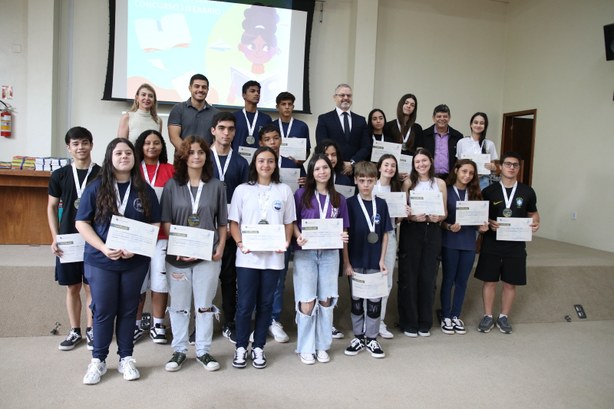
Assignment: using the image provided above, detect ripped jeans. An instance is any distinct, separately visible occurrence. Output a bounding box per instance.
[293,249,339,354]
[167,260,221,357]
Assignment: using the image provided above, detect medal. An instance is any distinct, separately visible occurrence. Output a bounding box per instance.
[246,135,255,145]
[187,214,200,227]
[258,219,269,224]
[257,183,272,224]
[367,232,379,244]
[500,181,518,219]
[212,147,232,182]
[402,143,407,151]
[114,181,131,216]
[74,198,80,209]
[72,162,94,211]
[398,119,411,150]
[242,108,259,146]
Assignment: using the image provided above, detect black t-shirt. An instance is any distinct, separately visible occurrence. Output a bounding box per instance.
[48,164,101,234]
[481,182,538,256]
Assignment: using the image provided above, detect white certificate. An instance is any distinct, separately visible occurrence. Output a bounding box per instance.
[460,153,491,175]
[167,225,214,261]
[279,168,300,193]
[398,154,413,174]
[301,218,343,250]
[56,233,85,264]
[105,215,159,258]
[375,191,408,218]
[335,184,355,198]
[496,217,533,242]
[238,146,257,165]
[351,272,388,299]
[455,200,489,226]
[370,140,402,163]
[280,138,307,161]
[409,190,445,216]
[241,224,286,252]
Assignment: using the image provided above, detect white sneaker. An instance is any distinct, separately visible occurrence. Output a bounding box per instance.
[331,326,345,339]
[441,317,455,335]
[379,323,394,339]
[83,358,107,385]
[118,356,140,381]
[269,320,289,343]
[316,350,330,363]
[251,347,267,369]
[299,353,315,365]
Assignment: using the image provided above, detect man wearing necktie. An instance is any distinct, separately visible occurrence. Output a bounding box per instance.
[316,84,370,175]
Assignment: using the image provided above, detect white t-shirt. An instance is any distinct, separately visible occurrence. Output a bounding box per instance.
[229,182,296,270]
[456,136,499,161]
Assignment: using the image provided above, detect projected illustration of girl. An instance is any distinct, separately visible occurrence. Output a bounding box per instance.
[239,5,279,75]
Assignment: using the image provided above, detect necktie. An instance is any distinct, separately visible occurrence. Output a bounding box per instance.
[342,112,350,141]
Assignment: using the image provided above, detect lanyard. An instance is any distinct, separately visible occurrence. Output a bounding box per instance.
[242,108,259,137]
[72,162,94,199]
[357,195,377,233]
[212,147,232,182]
[397,119,412,144]
[372,134,384,142]
[278,118,293,138]
[314,192,330,219]
[141,161,159,187]
[187,181,204,214]
[114,181,131,215]
[500,181,518,210]
[453,186,466,201]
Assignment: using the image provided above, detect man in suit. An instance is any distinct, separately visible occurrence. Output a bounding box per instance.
[415,104,463,180]
[315,84,370,175]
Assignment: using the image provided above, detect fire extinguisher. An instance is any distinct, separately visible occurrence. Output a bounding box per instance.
[1,100,12,138]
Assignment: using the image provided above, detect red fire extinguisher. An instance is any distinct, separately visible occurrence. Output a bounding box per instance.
[1,101,12,138]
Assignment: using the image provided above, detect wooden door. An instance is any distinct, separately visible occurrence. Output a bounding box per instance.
[501,110,536,186]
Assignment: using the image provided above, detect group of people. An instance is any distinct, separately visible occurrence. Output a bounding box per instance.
[47,75,540,385]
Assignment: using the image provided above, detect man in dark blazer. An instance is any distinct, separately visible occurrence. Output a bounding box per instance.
[414,104,463,180]
[315,84,370,175]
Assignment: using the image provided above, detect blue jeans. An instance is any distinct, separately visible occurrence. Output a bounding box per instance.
[293,249,339,354]
[85,263,148,361]
[479,175,491,191]
[167,260,220,357]
[440,246,476,319]
[235,267,282,349]
[271,249,292,322]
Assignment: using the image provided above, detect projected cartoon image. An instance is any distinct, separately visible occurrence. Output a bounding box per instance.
[122,1,300,110]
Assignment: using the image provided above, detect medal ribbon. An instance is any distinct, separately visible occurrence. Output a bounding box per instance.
[72,162,94,199]
[453,186,466,201]
[258,184,272,222]
[314,192,330,220]
[278,118,293,139]
[500,181,518,213]
[397,119,412,145]
[187,181,204,215]
[357,195,377,234]
[114,181,131,216]
[141,161,159,187]
[242,108,259,140]
[212,147,232,182]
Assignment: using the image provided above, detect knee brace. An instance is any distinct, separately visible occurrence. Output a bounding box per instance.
[366,299,382,319]
[351,298,364,316]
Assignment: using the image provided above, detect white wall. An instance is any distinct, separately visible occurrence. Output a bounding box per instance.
[503,0,614,251]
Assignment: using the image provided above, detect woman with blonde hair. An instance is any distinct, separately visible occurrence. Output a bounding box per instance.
[117,83,163,143]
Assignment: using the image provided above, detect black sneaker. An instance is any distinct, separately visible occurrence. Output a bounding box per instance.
[222,325,237,344]
[133,326,145,344]
[86,327,94,351]
[344,337,365,356]
[149,324,167,344]
[232,347,247,369]
[365,338,385,359]
[165,352,186,372]
[196,353,220,371]
[59,329,82,351]
[478,315,495,333]
[496,316,513,334]
[189,329,195,345]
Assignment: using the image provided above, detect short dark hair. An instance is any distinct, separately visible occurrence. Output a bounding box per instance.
[211,111,236,128]
[190,74,209,86]
[433,104,451,116]
[500,151,522,163]
[258,124,280,140]
[65,126,93,145]
[242,80,261,94]
[276,91,295,105]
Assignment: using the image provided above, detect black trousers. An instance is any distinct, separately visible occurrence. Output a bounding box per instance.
[219,238,237,327]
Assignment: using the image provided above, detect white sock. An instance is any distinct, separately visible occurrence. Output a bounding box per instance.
[136,319,141,328]
[499,314,507,319]
[153,317,164,326]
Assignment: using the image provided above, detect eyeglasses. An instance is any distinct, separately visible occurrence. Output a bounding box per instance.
[335,93,352,98]
[502,162,520,169]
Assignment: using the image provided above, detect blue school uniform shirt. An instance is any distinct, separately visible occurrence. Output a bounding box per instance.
[209,150,249,203]
[76,178,161,271]
[346,196,393,270]
[442,185,479,251]
[232,110,273,150]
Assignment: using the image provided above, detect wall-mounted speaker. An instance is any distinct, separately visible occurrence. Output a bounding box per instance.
[604,23,614,61]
